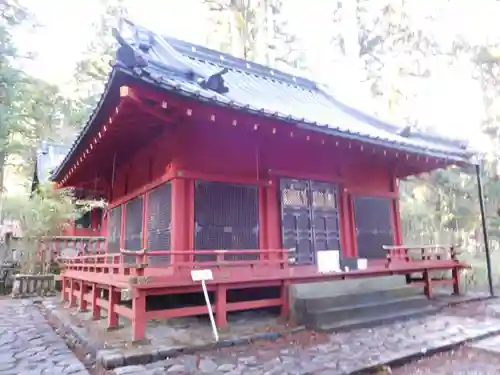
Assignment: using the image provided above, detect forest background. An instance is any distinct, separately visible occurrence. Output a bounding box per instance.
[2,0,500,291]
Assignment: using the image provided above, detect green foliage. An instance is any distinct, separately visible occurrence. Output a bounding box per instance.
[71,0,127,117]
[4,182,84,240]
[2,182,86,273]
[205,0,305,70]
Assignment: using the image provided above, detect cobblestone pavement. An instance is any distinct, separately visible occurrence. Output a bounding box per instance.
[0,299,89,375]
[390,330,500,374]
[106,313,500,375]
[391,347,500,375]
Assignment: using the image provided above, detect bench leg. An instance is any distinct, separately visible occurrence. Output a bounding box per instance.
[91,284,101,320]
[452,268,461,295]
[68,279,76,307]
[132,290,147,342]
[78,281,88,312]
[107,287,119,330]
[423,270,433,299]
[215,285,227,329]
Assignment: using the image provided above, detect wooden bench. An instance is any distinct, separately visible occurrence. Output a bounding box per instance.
[383,244,469,299]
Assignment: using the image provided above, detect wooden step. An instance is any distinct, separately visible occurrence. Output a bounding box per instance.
[316,305,439,332]
[306,295,432,328]
[300,285,422,313]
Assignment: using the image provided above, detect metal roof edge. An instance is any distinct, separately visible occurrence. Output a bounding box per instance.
[124,20,316,90]
[50,68,122,181]
[118,68,473,163]
[318,88,469,151]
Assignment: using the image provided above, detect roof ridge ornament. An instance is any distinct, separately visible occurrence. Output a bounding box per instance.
[199,68,229,94]
[398,125,413,138]
[113,27,148,71]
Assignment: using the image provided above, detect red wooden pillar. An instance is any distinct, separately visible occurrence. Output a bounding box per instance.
[391,176,403,246]
[171,177,190,264]
[132,290,147,341]
[78,281,88,311]
[266,180,282,257]
[339,186,353,258]
[91,283,101,320]
[215,285,227,328]
[107,287,119,330]
[258,186,267,253]
[343,191,357,258]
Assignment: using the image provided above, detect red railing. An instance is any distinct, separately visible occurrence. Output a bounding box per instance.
[40,236,106,261]
[383,244,459,266]
[57,248,290,276]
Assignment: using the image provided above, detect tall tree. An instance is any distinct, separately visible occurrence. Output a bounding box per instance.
[0,0,33,192]
[204,0,305,70]
[72,0,128,118]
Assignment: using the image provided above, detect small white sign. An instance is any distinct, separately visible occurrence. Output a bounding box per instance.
[357,258,368,270]
[317,250,341,274]
[190,268,218,342]
[191,269,214,282]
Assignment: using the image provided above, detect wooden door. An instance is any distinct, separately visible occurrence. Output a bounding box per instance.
[310,181,341,254]
[279,179,341,265]
[353,196,394,259]
[280,178,313,264]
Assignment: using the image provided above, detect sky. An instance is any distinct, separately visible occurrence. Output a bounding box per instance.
[12,0,500,148]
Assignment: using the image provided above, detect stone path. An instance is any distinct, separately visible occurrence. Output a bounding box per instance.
[106,313,500,375]
[0,299,89,375]
[392,343,500,374]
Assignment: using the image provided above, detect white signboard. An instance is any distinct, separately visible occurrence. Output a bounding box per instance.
[317,250,341,274]
[357,258,368,270]
[190,269,218,342]
[190,269,214,282]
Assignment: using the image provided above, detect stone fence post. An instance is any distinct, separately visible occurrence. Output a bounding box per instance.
[11,274,56,298]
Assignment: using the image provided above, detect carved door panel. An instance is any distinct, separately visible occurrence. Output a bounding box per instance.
[310,181,341,254]
[280,179,314,265]
[353,196,394,259]
[280,179,341,265]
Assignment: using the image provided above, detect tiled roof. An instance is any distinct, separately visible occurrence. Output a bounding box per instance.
[119,21,472,161]
[51,21,474,180]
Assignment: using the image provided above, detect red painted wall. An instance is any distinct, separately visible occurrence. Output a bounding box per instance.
[105,119,402,257]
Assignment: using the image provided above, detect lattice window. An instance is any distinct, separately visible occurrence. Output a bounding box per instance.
[194,181,259,261]
[146,183,171,264]
[107,206,122,253]
[124,196,144,251]
[282,187,309,207]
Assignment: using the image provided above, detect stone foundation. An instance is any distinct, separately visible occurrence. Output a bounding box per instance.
[11,274,56,298]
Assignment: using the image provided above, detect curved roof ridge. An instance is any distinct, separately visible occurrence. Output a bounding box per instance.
[162,35,317,90]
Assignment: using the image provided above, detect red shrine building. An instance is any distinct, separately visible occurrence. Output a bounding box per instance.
[54,21,473,341]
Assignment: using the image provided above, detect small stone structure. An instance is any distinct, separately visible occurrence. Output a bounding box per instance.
[11,274,56,298]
